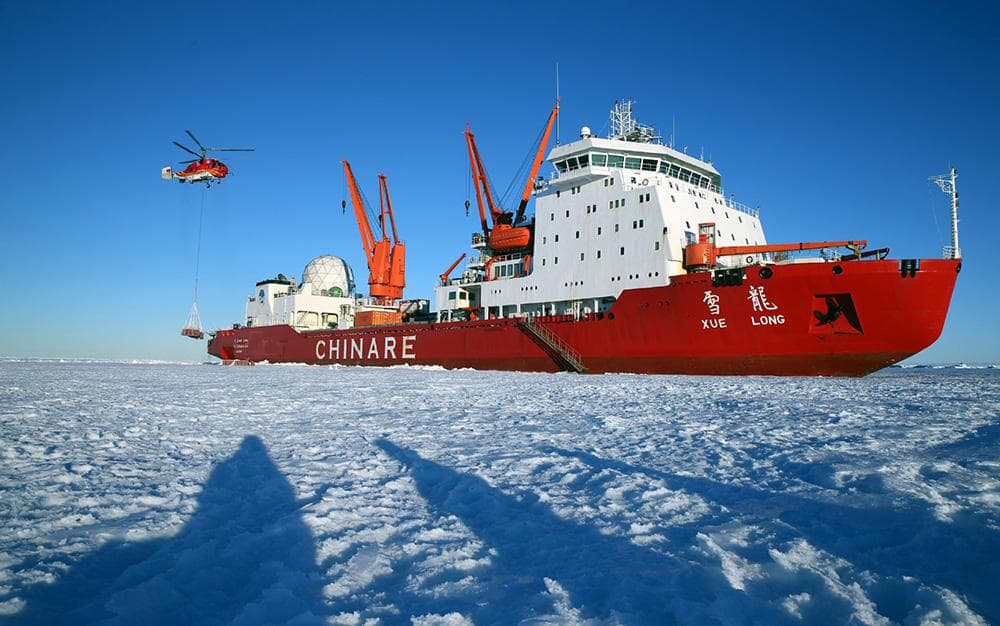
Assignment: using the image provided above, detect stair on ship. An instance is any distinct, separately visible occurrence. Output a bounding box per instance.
[517,317,587,373]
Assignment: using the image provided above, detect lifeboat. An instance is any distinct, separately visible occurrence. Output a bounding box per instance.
[489,224,531,251]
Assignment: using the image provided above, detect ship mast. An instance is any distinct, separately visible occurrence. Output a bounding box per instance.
[931,167,961,259]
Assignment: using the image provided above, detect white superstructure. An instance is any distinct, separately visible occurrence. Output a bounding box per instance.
[435,101,768,320]
[245,255,359,330]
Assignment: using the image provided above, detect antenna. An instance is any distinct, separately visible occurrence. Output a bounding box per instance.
[671,115,676,149]
[555,62,560,145]
[930,166,961,259]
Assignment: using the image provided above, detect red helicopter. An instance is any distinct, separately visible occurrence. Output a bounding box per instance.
[161,130,254,187]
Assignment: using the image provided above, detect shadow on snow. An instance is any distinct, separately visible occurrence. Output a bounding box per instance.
[542,445,999,624]
[373,438,760,624]
[9,436,325,626]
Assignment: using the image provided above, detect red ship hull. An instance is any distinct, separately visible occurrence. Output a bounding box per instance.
[208,258,960,376]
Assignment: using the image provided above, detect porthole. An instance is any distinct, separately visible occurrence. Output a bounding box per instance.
[759,267,773,279]
[832,265,843,275]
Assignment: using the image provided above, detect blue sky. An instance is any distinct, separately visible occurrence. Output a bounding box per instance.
[1,1,997,362]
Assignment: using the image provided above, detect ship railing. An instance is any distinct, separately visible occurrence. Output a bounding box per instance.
[724,197,760,218]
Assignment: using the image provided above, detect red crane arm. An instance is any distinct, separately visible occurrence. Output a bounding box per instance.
[379,174,400,244]
[440,253,466,285]
[514,101,559,225]
[342,160,377,273]
[715,240,868,257]
[465,129,490,237]
[467,129,503,224]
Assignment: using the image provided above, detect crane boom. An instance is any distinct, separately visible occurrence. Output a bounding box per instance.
[379,174,400,244]
[342,160,376,273]
[465,128,490,237]
[440,253,466,285]
[466,129,503,224]
[514,101,559,225]
[716,240,868,257]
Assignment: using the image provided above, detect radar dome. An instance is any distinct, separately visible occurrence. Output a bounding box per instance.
[301,255,355,297]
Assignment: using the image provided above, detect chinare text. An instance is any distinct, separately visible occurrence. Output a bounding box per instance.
[315,335,416,361]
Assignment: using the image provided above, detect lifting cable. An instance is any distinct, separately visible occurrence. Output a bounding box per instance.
[499,114,551,214]
[181,188,205,339]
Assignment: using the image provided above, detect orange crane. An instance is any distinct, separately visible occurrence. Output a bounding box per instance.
[684,223,867,271]
[465,102,559,252]
[440,253,466,285]
[342,160,406,303]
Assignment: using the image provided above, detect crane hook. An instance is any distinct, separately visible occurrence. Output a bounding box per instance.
[464,199,470,217]
[341,199,346,214]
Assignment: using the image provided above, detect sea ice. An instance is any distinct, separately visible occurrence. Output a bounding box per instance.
[0,361,996,624]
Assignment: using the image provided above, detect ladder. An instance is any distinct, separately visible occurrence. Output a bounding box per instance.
[518,317,587,373]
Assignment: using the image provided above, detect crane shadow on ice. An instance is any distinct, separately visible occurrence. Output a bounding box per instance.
[543,446,998,624]
[373,438,771,623]
[10,435,325,626]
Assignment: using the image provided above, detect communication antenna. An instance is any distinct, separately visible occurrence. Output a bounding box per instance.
[930,166,961,259]
[555,62,560,145]
[671,115,676,148]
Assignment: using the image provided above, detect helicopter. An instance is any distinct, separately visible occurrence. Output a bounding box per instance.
[161,130,254,187]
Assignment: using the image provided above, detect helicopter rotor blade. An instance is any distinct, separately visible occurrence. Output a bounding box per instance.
[206,148,255,152]
[173,141,201,158]
[185,130,207,153]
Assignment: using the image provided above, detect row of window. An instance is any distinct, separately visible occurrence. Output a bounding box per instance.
[554,152,718,192]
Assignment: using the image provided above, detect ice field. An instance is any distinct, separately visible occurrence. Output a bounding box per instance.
[0,360,997,625]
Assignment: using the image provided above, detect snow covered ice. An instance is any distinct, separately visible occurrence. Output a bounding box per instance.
[0,361,997,625]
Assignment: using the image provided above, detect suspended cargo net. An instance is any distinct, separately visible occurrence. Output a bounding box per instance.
[181,188,206,340]
[181,302,204,340]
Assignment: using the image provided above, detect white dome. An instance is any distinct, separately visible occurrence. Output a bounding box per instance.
[301,255,355,297]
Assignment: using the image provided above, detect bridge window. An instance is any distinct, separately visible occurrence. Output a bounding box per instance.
[607,155,624,168]
[641,158,657,172]
[577,154,589,167]
[658,161,669,174]
[669,164,681,177]
[566,157,579,171]
[555,161,567,173]
[625,157,641,170]
[592,153,607,166]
